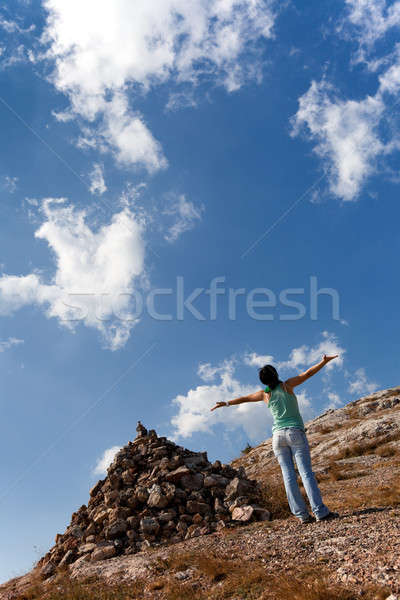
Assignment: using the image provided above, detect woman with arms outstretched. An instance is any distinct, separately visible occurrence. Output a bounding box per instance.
[211,354,338,524]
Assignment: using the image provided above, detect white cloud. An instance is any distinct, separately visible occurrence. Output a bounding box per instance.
[164,194,203,242]
[277,331,345,372]
[348,367,378,396]
[0,44,27,69]
[40,0,277,170]
[197,360,235,382]
[88,163,107,195]
[0,337,24,352]
[0,199,146,350]
[326,391,343,409]
[2,176,18,193]
[93,445,122,476]
[75,93,168,172]
[244,352,274,368]
[292,1,400,201]
[291,79,386,201]
[171,359,271,442]
[0,15,35,34]
[345,0,400,60]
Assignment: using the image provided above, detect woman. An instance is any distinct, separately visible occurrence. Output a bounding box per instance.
[210,354,338,524]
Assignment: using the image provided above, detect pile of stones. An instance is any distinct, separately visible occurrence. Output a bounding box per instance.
[38,422,270,577]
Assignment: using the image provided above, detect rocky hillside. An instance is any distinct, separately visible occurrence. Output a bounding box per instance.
[1,387,400,600]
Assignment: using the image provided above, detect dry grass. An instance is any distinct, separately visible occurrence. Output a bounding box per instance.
[148,551,390,600]
[334,430,400,460]
[7,573,146,600]
[258,477,291,519]
[324,478,400,512]
[241,443,253,455]
[375,444,397,457]
[265,574,389,600]
[10,557,390,600]
[316,460,369,483]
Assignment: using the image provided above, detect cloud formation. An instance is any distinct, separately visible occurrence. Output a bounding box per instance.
[41,0,277,170]
[0,199,146,350]
[244,352,274,368]
[0,337,24,352]
[276,331,345,372]
[93,445,122,475]
[348,367,378,396]
[170,358,269,441]
[88,163,107,196]
[164,194,203,243]
[345,0,400,60]
[292,0,400,201]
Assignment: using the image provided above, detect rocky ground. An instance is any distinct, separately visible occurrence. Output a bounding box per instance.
[1,387,400,599]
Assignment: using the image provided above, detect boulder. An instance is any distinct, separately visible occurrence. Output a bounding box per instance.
[140,517,160,536]
[147,484,169,508]
[231,505,255,522]
[78,543,96,554]
[105,519,127,539]
[40,562,55,579]
[91,544,116,562]
[186,500,210,514]
[165,465,191,482]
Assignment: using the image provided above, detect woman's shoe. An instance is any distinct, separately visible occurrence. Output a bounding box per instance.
[316,511,339,522]
[299,515,314,524]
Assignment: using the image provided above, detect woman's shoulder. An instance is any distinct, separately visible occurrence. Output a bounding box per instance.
[282,380,295,396]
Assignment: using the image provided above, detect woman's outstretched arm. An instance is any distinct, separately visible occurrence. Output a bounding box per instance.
[285,354,338,389]
[210,390,265,412]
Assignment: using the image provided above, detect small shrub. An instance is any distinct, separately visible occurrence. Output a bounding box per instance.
[241,442,253,455]
[258,479,291,519]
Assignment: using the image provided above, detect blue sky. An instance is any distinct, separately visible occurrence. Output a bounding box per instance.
[1,0,400,583]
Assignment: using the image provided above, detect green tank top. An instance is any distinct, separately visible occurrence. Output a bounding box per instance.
[266,382,304,433]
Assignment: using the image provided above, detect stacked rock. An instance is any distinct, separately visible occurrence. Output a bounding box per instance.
[38,424,270,577]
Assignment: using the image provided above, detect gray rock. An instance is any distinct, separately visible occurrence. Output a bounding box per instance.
[58,550,75,568]
[78,542,96,554]
[40,562,55,578]
[105,519,127,539]
[225,477,254,500]
[140,517,160,535]
[91,544,116,562]
[231,505,254,521]
[148,484,169,508]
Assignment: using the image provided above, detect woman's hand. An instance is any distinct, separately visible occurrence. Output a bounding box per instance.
[210,401,227,412]
[323,354,338,363]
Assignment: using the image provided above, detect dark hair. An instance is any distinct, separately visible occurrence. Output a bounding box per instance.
[258,364,280,390]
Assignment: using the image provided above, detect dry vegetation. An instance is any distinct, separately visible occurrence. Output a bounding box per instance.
[256,471,292,520]
[333,431,400,460]
[8,555,391,600]
[241,443,253,455]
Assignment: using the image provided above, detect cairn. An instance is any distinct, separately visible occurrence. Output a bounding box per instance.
[38,424,270,577]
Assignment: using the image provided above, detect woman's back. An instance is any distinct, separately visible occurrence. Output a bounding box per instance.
[268,382,304,432]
